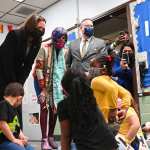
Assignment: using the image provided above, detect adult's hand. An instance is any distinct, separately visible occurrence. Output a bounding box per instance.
[120,59,129,69]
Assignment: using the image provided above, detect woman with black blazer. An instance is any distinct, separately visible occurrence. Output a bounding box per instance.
[0,14,46,128]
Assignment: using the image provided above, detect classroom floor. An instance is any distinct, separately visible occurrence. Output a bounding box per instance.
[29,142,41,150]
[30,141,60,150]
[26,118,61,150]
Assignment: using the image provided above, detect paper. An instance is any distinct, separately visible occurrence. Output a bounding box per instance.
[145,21,149,37]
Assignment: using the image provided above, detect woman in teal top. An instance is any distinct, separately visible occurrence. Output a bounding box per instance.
[34,27,67,150]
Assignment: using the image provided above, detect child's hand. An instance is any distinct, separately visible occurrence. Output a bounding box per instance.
[13,138,24,147]
[118,109,127,121]
[21,136,29,145]
[19,131,29,145]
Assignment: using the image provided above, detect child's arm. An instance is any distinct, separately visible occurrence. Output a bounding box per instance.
[0,121,24,146]
[60,119,71,150]
[125,113,140,143]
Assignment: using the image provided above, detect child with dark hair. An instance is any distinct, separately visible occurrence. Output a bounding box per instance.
[57,69,118,150]
[0,82,34,150]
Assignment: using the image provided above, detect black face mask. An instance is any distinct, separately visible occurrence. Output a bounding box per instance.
[31,28,45,39]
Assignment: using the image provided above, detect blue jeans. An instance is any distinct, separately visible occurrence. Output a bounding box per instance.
[0,141,35,150]
[71,143,77,150]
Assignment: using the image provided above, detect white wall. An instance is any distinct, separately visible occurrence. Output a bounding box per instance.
[41,0,130,39]
[41,0,77,40]
[79,0,129,20]
[0,23,16,45]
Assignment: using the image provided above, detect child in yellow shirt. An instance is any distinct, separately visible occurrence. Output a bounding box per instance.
[91,55,131,123]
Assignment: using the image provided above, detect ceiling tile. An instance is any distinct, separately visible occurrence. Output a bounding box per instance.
[10,3,42,17]
[0,0,19,13]
[0,14,25,25]
[24,0,59,9]
[0,0,59,25]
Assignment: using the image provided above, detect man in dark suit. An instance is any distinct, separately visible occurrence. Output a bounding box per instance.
[0,14,46,128]
[66,18,107,78]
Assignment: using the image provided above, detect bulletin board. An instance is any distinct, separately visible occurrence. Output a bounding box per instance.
[134,0,150,87]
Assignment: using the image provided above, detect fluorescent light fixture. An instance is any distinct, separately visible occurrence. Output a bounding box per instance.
[15,0,24,2]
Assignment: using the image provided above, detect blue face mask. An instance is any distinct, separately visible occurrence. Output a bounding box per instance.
[84,27,94,37]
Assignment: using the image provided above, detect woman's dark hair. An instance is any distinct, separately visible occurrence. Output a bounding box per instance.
[21,14,46,35]
[61,69,97,128]
[4,82,24,97]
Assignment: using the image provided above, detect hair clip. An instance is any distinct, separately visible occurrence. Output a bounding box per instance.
[105,55,113,62]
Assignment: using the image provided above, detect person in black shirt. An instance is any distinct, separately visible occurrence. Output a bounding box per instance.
[57,69,118,150]
[0,82,34,150]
